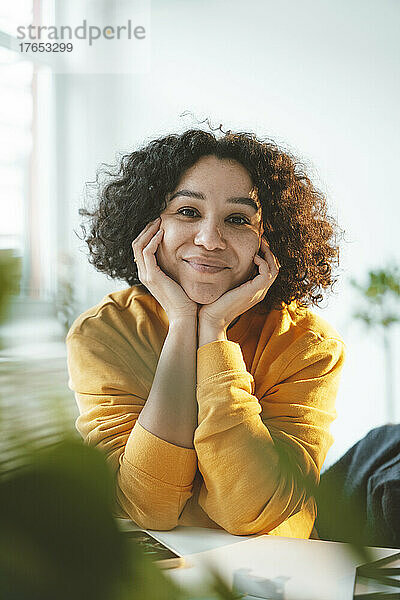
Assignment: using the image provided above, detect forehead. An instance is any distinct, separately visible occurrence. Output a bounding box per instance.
[169,155,260,208]
[179,155,252,187]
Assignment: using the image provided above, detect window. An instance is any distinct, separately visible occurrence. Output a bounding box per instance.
[0,50,33,258]
[0,1,55,299]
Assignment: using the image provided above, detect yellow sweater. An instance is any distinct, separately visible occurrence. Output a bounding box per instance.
[66,285,345,538]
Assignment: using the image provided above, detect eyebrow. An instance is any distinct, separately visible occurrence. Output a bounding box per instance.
[168,189,260,212]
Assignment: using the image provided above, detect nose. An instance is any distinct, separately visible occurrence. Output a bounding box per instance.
[193,219,227,251]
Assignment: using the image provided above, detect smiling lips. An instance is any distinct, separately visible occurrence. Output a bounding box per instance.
[183,258,228,273]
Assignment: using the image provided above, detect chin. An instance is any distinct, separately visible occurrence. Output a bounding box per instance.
[182,282,226,305]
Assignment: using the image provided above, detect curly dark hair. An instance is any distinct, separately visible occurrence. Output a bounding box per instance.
[80,127,343,313]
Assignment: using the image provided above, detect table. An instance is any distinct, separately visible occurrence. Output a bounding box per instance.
[116,520,400,600]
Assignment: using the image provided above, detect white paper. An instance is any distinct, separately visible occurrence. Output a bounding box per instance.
[166,535,398,600]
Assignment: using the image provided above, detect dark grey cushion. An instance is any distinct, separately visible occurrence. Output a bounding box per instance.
[315,424,400,548]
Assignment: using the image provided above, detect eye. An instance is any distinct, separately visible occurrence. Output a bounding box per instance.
[176,208,250,225]
[227,215,251,225]
[177,207,199,218]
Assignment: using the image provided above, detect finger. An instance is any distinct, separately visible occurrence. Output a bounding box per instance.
[251,255,278,304]
[254,252,278,283]
[253,253,271,279]
[266,242,281,270]
[142,229,164,276]
[132,217,161,252]
[132,219,161,265]
[260,238,280,273]
[258,239,274,273]
[132,217,161,248]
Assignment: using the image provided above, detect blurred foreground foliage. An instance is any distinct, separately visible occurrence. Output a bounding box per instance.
[0,437,186,600]
[0,250,21,326]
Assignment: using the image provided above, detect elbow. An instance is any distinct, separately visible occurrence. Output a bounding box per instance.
[223,522,257,536]
[219,516,267,536]
[115,485,179,531]
[209,511,263,536]
[120,503,179,531]
[215,510,294,537]
[132,511,178,531]
[119,501,180,531]
[133,514,178,531]
[210,487,310,537]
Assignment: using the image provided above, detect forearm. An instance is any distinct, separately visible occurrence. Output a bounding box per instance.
[138,316,198,448]
[194,358,283,534]
[194,337,344,536]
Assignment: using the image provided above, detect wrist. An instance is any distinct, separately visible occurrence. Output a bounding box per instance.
[198,321,227,347]
[168,314,198,330]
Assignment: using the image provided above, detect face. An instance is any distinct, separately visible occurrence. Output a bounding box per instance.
[156,154,264,304]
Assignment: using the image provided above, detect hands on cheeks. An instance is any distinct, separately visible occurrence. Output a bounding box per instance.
[131,220,280,335]
[198,237,281,333]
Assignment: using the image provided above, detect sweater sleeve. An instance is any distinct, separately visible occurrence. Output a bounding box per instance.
[194,336,345,536]
[66,332,197,530]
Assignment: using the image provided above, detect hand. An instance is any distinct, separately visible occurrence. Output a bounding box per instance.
[198,237,280,332]
[132,218,198,323]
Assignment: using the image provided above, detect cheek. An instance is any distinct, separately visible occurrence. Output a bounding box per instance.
[164,216,197,244]
[157,219,187,262]
[233,231,260,269]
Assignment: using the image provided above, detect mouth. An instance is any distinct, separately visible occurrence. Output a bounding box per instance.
[183,260,228,274]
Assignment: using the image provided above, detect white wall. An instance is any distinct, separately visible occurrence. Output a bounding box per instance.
[57,0,400,467]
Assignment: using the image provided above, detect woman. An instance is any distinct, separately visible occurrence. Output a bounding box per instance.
[66,128,346,538]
